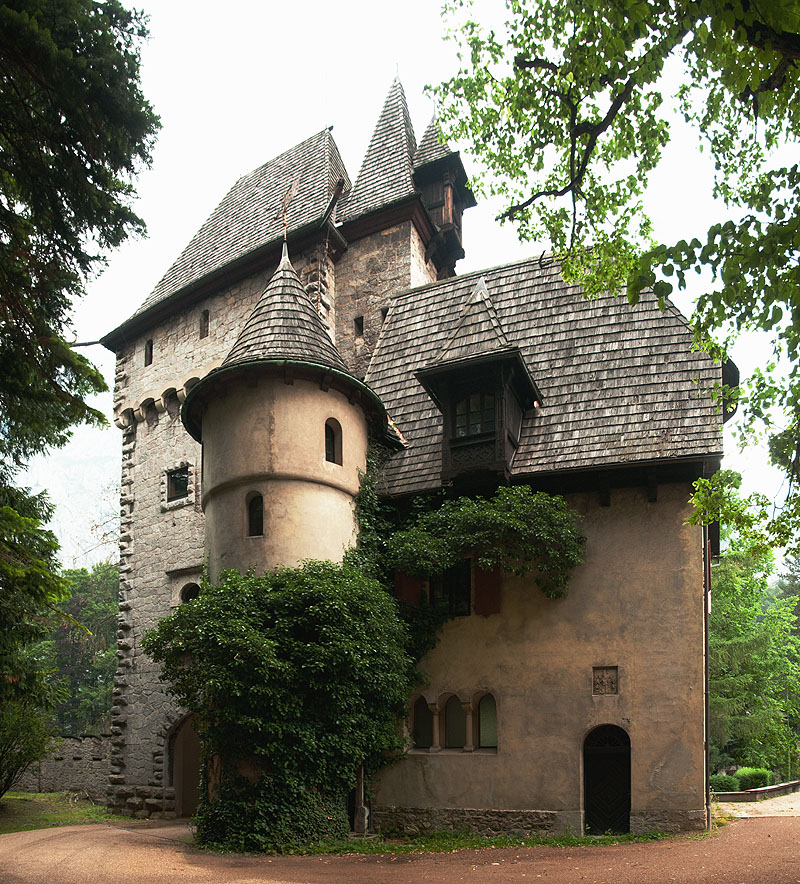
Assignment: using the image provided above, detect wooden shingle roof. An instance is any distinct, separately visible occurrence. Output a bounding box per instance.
[131,128,350,320]
[221,243,349,373]
[338,77,418,223]
[412,117,453,170]
[365,257,723,496]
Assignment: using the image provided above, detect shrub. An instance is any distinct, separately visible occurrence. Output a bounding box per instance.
[143,561,414,851]
[709,774,739,792]
[0,700,54,798]
[734,767,774,791]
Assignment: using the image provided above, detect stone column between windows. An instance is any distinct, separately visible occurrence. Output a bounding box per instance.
[428,703,441,752]
[462,701,475,752]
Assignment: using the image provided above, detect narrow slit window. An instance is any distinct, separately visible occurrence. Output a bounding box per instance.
[354,315,364,338]
[144,339,153,366]
[325,418,342,465]
[247,493,263,537]
[199,309,209,339]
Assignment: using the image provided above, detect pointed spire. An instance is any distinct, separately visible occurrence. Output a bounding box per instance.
[339,78,418,222]
[433,277,512,366]
[221,247,349,373]
[413,116,455,169]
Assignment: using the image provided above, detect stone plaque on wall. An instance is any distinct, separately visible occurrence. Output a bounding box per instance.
[592,666,618,695]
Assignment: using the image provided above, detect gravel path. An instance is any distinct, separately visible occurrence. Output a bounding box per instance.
[1,809,798,884]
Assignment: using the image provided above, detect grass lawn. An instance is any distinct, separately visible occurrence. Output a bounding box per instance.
[0,792,129,835]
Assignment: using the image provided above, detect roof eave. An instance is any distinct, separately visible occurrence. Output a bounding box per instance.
[101,217,348,352]
[180,358,387,443]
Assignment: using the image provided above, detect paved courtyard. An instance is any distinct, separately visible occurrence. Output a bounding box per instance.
[1,796,799,884]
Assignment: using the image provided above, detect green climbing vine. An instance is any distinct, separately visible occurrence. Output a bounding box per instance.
[144,439,585,852]
[387,485,586,599]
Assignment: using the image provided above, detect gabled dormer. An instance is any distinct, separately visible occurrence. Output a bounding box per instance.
[415,278,541,486]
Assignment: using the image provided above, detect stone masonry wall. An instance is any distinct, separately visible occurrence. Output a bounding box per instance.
[15,735,112,801]
[335,222,437,379]
[107,245,329,817]
[371,805,558,837]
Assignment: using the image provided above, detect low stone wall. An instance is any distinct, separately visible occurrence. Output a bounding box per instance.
[714,779,800,803]
[371,805,558,836]
[13,735,111,802]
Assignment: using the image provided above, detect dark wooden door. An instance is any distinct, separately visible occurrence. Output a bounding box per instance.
[583,725,631,834]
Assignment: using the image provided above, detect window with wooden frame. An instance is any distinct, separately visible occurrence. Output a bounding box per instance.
[324,418,342,465]
[429,559,471,617]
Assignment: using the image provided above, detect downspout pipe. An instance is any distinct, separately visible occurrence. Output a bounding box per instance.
[703,523,711,829]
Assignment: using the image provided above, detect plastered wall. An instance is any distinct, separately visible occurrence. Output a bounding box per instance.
[374,483,707,834]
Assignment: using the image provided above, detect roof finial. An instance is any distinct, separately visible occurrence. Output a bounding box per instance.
[279,175,300,242]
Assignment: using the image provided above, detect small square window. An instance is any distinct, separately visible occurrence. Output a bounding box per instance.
[167,467,189,501]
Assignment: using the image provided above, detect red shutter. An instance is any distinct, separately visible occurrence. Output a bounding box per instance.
[394,571,424,605]
[473,566,502,616]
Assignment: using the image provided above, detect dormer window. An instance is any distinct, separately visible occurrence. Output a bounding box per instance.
[454,392,495,438]
[414,277,541,487]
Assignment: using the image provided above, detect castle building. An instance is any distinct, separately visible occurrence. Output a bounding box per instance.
[100,78,726,833]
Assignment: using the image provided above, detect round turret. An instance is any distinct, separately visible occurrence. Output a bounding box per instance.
[182,245,385,580]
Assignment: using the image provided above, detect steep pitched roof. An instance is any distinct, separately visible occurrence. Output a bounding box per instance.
[222,243,349,373]
[338,78,418,222]
[131,128,350,320]
[366,257,723,496]
[430,276,512,366]
[413,117,453,169]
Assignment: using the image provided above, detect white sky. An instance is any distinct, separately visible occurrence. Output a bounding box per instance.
[23,0,787,567]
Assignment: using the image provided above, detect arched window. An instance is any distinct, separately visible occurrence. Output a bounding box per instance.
[324,418,342,465]
[144,338,153,366]
[412,697,433,749]
[247,493,263,537]
[199,309,209,339]
[444,695,466,748]
[180,583,200,603]
[478,693,497,748]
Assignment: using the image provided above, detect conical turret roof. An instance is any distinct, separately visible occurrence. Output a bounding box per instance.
[181,245,389,442]
[221,243,349,372]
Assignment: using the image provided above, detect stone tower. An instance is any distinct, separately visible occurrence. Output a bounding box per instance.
[182,244,385,579]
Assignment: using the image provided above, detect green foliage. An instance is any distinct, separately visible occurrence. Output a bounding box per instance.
[708,531,800,779]
[0,701,54,799]
[387,485,585,598]
[0,0,159,472]
[143,562,413,852]
[0,486,68,704]
[709,774,739,793]
[436,0,800,545]
[34,562,118,736]
[734,766,774,791]
[0,0,158,708]
[0,791,129,833]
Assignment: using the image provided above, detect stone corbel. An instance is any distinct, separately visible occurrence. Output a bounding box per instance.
[113,408,134,430]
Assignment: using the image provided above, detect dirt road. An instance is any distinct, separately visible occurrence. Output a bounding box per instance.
[1,814,798,883]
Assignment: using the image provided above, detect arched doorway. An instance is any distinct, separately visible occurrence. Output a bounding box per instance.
[169,716,201,817]
[583,724,631,834]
